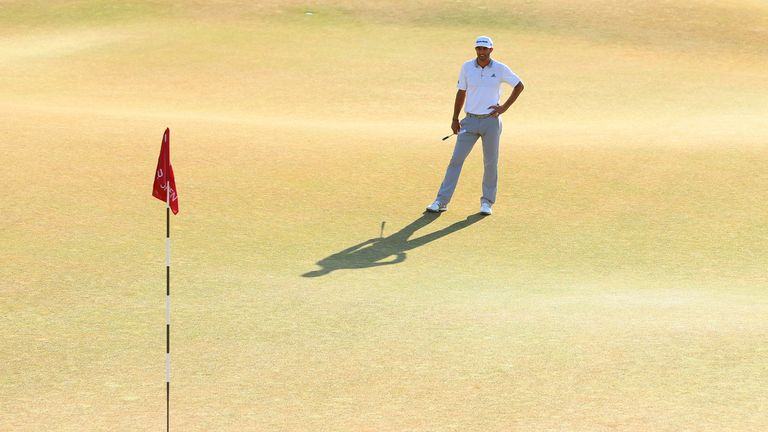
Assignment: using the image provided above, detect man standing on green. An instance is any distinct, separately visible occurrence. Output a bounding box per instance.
[427,36,524,216]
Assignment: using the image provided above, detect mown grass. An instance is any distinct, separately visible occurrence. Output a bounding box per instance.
[0,0,169,31]
[2,1,768,431]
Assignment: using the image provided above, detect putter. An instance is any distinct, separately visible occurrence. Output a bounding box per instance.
[380,221,386,238]
[441,130,466,141]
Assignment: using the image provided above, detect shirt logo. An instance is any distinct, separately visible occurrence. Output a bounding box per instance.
[491,73,496,77]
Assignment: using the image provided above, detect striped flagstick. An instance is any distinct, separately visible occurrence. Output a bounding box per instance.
[165,182,171,431]
[152,127,178,432]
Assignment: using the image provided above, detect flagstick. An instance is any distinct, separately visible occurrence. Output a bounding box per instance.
[165,182,171,432]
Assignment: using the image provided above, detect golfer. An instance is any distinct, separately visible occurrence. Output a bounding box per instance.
[427,36,524,215]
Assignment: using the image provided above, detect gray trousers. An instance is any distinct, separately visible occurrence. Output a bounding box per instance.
[436,115,502,205]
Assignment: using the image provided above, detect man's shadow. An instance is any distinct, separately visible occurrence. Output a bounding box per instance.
[303,212,486,277]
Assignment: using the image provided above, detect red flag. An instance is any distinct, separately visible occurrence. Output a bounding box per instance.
[152,128,179,214]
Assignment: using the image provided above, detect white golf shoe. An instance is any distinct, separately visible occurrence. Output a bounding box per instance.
[426,200,448,213]
[480,202,493,215]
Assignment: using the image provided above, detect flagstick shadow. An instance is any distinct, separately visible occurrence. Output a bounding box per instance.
[302,212,486,277]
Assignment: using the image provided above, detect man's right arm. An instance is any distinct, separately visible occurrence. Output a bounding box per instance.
[452,89,466,134]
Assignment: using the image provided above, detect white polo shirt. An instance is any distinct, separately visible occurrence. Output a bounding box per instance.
[457,59,522,115]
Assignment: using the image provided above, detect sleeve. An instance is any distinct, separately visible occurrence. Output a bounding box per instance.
[457,64,467,90]
[502,64,521,86]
